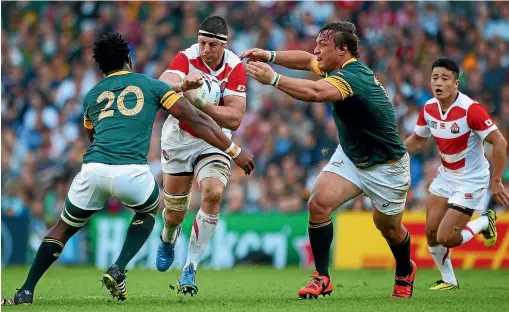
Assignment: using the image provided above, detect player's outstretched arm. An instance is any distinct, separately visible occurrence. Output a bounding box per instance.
[167,97,255,174]
[485,130,509,205]
[246,61,341,102]
[404,133,428,154]
[240,49,316,72]
[199,96,245,131]
[160,72,204,93]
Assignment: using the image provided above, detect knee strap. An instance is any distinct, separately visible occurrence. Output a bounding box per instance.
[164,191,191,213]
[195,156,231,187]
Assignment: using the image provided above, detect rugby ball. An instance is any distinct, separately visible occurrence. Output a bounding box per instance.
[185,73,221,107]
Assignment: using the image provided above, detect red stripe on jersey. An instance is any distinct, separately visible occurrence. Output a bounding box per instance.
[433,131,471,154]
[179,122,197,137]
[425,102,467,122]
[467,103,493,131]
[441,157,465,170]
[417,106,427,126]
[188,59,233,81]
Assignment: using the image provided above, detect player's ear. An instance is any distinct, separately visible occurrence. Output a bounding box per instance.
[126,55,133,71]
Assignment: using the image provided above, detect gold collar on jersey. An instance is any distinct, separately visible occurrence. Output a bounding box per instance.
[342,58,357,68]
[106,70,130,78]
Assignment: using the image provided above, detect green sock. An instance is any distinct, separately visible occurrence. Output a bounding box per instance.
[20,237,64,293]
[115,212,156,272]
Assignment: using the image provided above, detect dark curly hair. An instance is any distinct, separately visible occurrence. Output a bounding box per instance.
[92,32,130,74]
[319,22,360,58]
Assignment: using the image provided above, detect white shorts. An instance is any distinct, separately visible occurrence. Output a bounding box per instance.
[160,123,232,186]
[68,163,159,211]
[429,170,488,210]
[322,145,410,215]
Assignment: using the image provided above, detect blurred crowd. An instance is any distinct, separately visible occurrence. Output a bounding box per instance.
[2,1,509,226]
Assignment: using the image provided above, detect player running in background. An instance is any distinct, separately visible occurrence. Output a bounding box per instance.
[242,22,416,299]
[156,16,247,296]
[405,58,508,290]
[7,32,254,305]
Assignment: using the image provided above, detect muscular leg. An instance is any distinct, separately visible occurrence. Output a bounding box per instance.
[425,194,458,285]
[184,177,224,269]
[161,174,193,243]
[372,209,412,277]
[19,198,94,294]
[437,205,488,248]
[308,172,362,277]
[426,194,449,246]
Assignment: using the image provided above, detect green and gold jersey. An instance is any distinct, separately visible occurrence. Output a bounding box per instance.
[312,58,407,169]
[82,71,180,165]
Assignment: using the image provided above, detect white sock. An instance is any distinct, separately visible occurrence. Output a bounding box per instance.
[184,209,219,270]
[461,216,489,245]
[161,209,180,243]
[428,245,457,285]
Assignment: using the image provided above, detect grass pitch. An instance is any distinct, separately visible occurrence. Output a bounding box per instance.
[1,266,508,311]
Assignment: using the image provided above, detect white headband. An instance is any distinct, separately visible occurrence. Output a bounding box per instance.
[198,29,227,44]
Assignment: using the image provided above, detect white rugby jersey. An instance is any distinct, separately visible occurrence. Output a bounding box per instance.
[163,44,246,140]
[415,92,497,185]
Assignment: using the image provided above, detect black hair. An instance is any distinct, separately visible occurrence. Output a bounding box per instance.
[199,15,228,36]
[319,21,360,58]
[432,58,460,79]
[92,32,130,74]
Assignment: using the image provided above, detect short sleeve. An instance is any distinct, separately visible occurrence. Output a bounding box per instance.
[224,62,247,98]
[467,103,497,140]
[414,106,431,138]
[311,59,326,78]
[165,52,189,81]
[322,71,353,99]
[155,80,182,110]
[83,93,94,129]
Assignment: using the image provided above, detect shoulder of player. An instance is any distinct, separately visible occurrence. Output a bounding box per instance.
[180,44,199,60]
[457,92,483,111]
[223,48,242,67]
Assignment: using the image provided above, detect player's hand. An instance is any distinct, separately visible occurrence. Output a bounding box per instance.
[181,72,203,92]
[240,48,270,62]
[491,179,509,206]
[246,61,276,85]
[233,149,255,175]
[182,89,206,110]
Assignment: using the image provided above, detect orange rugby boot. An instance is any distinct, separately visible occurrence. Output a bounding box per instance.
[391,260,417,298]
[297,272,333,300]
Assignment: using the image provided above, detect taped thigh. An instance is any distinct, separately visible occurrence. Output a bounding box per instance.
[195,154,231,186]
[164,191,191,213]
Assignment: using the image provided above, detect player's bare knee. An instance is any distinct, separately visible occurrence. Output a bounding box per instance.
[436,231,455,248]
[201,184,223,207]
[308,195,332,221]
[425,225,439,245]
[379,225,398,241]
[164,209,186,226]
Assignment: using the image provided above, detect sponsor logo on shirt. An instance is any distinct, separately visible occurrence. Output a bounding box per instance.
[451,122,460,134]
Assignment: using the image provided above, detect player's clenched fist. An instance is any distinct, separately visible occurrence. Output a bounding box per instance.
[181,72,204,92]
[233,149,255,175]
[240,48,270,62]
[245,61,276,85]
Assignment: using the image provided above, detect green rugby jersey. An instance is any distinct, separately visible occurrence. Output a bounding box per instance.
[82,71,180,165]
[312,58,407,169]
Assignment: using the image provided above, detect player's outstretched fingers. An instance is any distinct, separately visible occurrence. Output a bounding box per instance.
[500,191,509,205]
